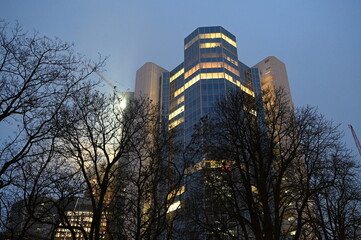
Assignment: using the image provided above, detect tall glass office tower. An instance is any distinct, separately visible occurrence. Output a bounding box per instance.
[135,26,291,151]
[161,26,260,151]
[135,26,291,239]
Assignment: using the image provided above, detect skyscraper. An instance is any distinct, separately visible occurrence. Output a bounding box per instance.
[253,56,293,106]
[136,26,261,146]
[135,26,292,239]
[135,62,168,104]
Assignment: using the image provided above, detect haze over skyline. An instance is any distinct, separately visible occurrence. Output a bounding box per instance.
[1,0,360,155]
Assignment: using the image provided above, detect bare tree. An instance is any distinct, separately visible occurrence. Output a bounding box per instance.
[298,120,361,240]
[0,22,185,239]
[0,136,85,239]
[115,101,185,240]
[186,88,360,240]
[278,105,361,240]
[0,21,105,239]
[0,21,101,190]
[53,85,186,240]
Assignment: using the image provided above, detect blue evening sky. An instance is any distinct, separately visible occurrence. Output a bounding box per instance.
[1,0,361,156]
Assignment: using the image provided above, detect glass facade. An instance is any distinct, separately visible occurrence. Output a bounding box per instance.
[133,26,269,239]
[163,26,261,154]
[135,27,291,239]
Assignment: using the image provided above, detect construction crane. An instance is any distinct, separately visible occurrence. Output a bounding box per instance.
[86,64,130,110]
[348,124,361,157]
[86,64,120,94]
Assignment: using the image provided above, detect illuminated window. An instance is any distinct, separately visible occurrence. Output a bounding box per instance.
[174,86,184,97]
[169,106,184,120]
[55,209,107,240]
[167,201,181,213]
[173,72,255,98]
[170,68,184,82]
[243,106,257,116]
[199,42,221,49]
[184,33,237,49]
[184,64,201,79]
[169,117,184,130]
[225,55,239,66]
[287,216,296,221]
[251,185,259,194]
[176,95,184,105]
[184,62,239,79]
[185,74,200,89]
[167,186,186,200]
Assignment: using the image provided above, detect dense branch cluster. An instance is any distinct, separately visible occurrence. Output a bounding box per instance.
[0,21,98,190]
[185,89,361,240]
